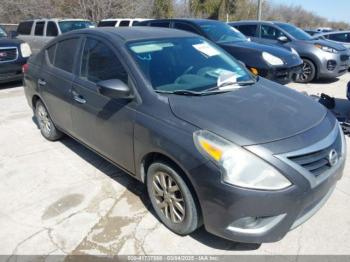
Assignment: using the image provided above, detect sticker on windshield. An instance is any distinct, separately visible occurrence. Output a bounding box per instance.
[193,43,220,57]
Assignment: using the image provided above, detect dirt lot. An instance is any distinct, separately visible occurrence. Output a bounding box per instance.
[1,74,350,257]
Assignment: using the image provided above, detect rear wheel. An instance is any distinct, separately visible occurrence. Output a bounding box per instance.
[146,161,200,235]
[296,58,316,83]
[35,100,63,141]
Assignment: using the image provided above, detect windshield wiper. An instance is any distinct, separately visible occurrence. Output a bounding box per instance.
[205,79,256,92]
[155,89,231,96]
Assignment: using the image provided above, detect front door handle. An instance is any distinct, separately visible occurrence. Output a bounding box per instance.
[72,90,86,104]
[38,79,46,87]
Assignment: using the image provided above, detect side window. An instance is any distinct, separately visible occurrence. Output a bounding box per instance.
[54,38,79,73]
[98,21,117,27]
[17,21,33,35]
[173,22,199,34]
[119,20,130,27]
[237,24,257,37]
[149,21,170,28]
[132,21,141,26]
[34,22,45,36]
[329,33,350,43]
[46,44,57,64]
[46,22,58,37]
[80,38,128,84]
[261,25,286,40]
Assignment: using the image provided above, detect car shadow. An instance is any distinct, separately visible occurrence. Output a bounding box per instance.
[42,130,262,251]
[310,78,340,85]
[0,80,23,90]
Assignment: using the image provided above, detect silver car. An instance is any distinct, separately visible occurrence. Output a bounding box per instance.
[17,19,95,54]
[230,21,350,83]
[315,31,350,50]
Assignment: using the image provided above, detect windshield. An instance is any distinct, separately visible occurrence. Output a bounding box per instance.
[0,26,7,37]
[276,23,313,41]
[127,37,253,93]
[199,22,247,43]
[58,21,95,33]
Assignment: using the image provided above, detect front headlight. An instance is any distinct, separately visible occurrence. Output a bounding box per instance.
[262,52,284,66]
[291,48,299,56]
[20,43,32,58]
[193,130,292,190]
[315,44,338,54]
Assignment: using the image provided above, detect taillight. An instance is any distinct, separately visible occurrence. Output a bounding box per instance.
[22,63,29,74]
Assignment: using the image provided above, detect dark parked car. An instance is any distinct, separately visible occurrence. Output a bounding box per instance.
[0,25,31,84]
[230,21,350,83]
[23,27,346,243]
[137,19,302,84]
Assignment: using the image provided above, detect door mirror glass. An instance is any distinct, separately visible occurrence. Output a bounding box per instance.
[277,36,289,43]
[97,79,133,99]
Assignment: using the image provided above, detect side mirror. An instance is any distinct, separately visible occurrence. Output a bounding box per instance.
[9,31,18,38]
[97,79,133,99]
[277,36,289,43]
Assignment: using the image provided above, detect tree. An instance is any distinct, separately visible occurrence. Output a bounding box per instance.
[152,0,174,18]
[189,0,235,20]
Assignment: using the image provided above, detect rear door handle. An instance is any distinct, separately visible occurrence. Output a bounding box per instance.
[72,90,86,104]
[38,79,46,86]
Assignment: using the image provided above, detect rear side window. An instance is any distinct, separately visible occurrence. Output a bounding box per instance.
[17,21,33,35]
[173,22,199,34]
[236,24,257,37]
[98,21,117,27]
[149,21,170,28]
[54,38,79,73]
[80,38,128,83]
[119,20,130,27]
[46,22,58,37]
[132,21,141,26]
[35,22,45,36]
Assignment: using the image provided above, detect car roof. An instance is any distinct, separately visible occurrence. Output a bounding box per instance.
[142,18,225,24]
[229,20,288,26]
[64,27,197,42]
[100,18,148,21]
[20,18,90,22]
[317,30,350,35]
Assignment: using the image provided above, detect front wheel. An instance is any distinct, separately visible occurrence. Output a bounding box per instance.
[35,100,63,141]
[295,58,316,83]
[146,161,201,235]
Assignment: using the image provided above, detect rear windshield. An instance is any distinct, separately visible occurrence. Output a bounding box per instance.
[59,21,95,33]
[0,26,7,37]
[127,37,252,92]
[199,22,247,43]
[276,23,313,41]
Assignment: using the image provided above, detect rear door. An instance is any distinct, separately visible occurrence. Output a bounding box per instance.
[71,36,135,172]
[40,37,81,132]
[45,21,59,42]
[31,21,46,54]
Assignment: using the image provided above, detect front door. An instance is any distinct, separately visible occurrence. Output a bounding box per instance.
[71,37,135,173]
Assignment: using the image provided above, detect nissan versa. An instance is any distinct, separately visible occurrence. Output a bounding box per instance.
[23,27,346,243]
[138,19,303,84]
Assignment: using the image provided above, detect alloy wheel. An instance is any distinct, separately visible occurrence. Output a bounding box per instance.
[37,104,52,136]
[152,171,186,224]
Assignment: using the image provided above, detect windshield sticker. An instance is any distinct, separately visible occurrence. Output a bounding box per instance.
[130,43,174,54]
[193,43,220,57]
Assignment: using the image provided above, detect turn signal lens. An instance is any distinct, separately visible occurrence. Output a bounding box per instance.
[250,67,259,75]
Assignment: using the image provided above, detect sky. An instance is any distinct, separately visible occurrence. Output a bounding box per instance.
[271,0,350,23]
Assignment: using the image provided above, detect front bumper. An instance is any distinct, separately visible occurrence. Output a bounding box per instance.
[317,50,350,79]
[0,59,26,84]
[190,130,345,243]
[258,63,303,85]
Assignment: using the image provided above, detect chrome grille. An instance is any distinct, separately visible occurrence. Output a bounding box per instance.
[287,132,342,177]
[0,47,18,63]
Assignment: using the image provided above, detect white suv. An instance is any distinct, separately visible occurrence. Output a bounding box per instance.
[97,19,149,28]
[17,19,95,54]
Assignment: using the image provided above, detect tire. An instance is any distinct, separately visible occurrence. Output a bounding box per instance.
[35,100,63,141]
[295,58,316,83]
[146,161,200,235]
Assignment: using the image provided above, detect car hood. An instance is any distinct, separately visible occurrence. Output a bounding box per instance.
[169,78,327,146]
[220,40,302,67]
[304,38,346,51]
[0,37,23,47]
